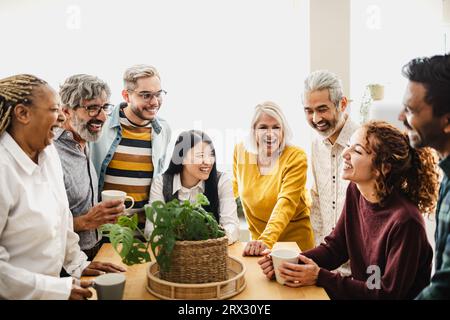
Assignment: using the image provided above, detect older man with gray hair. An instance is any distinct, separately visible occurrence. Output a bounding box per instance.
[302,70,359,275]
[54,74,126,272]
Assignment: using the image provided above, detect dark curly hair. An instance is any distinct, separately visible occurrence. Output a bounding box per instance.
[363,121,439,214]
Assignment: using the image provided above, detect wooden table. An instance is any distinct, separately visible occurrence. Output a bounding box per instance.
[83,241,329,300]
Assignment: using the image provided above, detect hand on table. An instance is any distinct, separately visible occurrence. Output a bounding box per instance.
[242,240,268,256]
[81,261,126,276]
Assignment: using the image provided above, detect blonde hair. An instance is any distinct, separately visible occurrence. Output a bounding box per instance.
[123,64,160,91]
[244,101,293,154]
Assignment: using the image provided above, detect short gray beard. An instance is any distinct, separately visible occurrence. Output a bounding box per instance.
[72,113,102,142]
[318,112,346,138]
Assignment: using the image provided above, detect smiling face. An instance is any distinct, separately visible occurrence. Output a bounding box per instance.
[399,81,446,150]
[182,141,216,182]
[304,89,346,138]
[254,112,283,157]
[341,127,378,185]
[64,91,108,142]
[122,76,162,121]
[27,85,64,151]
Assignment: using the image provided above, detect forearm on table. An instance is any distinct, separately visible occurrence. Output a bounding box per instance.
[258,197,297,248]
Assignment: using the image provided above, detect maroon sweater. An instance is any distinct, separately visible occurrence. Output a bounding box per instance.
[303,183,432,299]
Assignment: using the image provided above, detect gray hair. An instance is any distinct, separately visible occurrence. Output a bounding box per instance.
[303,70,343,106]
[59,74,111,108]
[244,101,293,154]
[123,64,160,91]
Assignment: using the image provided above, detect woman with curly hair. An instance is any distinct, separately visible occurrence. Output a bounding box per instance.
[258,120,439,299]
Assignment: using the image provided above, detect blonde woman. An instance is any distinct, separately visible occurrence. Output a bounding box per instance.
[233,101,314,256]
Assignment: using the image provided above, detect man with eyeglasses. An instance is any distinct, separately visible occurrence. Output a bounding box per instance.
[91,65,171,231]
[54,74,127,274]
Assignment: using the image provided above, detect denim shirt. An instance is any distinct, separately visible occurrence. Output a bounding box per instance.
[90,103,172,197]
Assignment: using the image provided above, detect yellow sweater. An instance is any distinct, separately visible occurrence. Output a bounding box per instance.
[233,143,314,251]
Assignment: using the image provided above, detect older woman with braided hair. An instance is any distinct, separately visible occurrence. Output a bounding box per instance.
[0,74,125,300]
[259,120,439,299]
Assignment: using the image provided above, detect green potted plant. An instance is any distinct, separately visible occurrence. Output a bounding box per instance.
[100,194,228,283]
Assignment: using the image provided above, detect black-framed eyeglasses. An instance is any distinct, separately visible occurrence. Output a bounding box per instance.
[78,103,114,117]
[128,89,167,101]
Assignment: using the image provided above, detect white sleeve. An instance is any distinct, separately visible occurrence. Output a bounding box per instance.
[144,175,166,238]
[0,172,72,300]
[217,173,240,244]
[63,206,90,278]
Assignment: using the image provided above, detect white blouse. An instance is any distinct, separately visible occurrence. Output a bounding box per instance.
[145,173,240,244]
[0,132,90,300]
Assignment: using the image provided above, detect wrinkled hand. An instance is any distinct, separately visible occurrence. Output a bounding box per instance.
[80,200,125,230]
[82,261,127,276]
[258,249,275,280]
[243,240,268,256]
[279,254,320,287]
[69,279,93,300]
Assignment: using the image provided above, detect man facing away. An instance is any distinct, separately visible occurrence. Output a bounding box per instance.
[399,54,450,299]
[91,65,171,229]
[302,70,359,275]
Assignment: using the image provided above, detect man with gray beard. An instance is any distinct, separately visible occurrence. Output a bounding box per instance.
[54,74,126,270]
[302,70,359,276]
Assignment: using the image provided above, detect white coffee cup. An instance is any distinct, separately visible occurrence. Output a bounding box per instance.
[101,190,135,211]
[270,249,299,285]
[93,273,126,300]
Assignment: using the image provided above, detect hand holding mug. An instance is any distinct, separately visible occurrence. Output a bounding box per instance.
[101,190,135,215]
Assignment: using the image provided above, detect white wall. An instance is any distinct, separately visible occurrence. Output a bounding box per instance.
[310,0,350,97]
[0,0,311,173]
[350,0,445,122]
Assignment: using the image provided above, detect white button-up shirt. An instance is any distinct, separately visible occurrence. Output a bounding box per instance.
[145,173,240,244]
[310,115,360,246]
[0,132,90,300]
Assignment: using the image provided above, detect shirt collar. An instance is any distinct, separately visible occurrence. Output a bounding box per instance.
[173,173,205,194]
[0,131,49,175]
[54,128,88,154]
[439,155,450,179]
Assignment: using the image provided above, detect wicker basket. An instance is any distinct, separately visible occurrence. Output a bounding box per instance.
[159,236,228,284]
[147,256,246,300]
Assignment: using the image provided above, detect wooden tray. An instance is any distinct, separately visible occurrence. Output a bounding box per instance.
[146,256,246,300]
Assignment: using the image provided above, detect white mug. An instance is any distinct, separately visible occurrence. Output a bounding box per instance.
[101,190,135,211]
[270,249,299,285]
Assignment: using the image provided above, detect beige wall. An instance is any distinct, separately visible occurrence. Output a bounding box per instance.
[310,0,351,97]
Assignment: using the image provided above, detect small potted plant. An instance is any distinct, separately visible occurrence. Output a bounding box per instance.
[100,194,228,284]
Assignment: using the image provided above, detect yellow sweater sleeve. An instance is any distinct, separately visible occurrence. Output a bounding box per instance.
[258,149,309,248]
[232,144,239,198]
